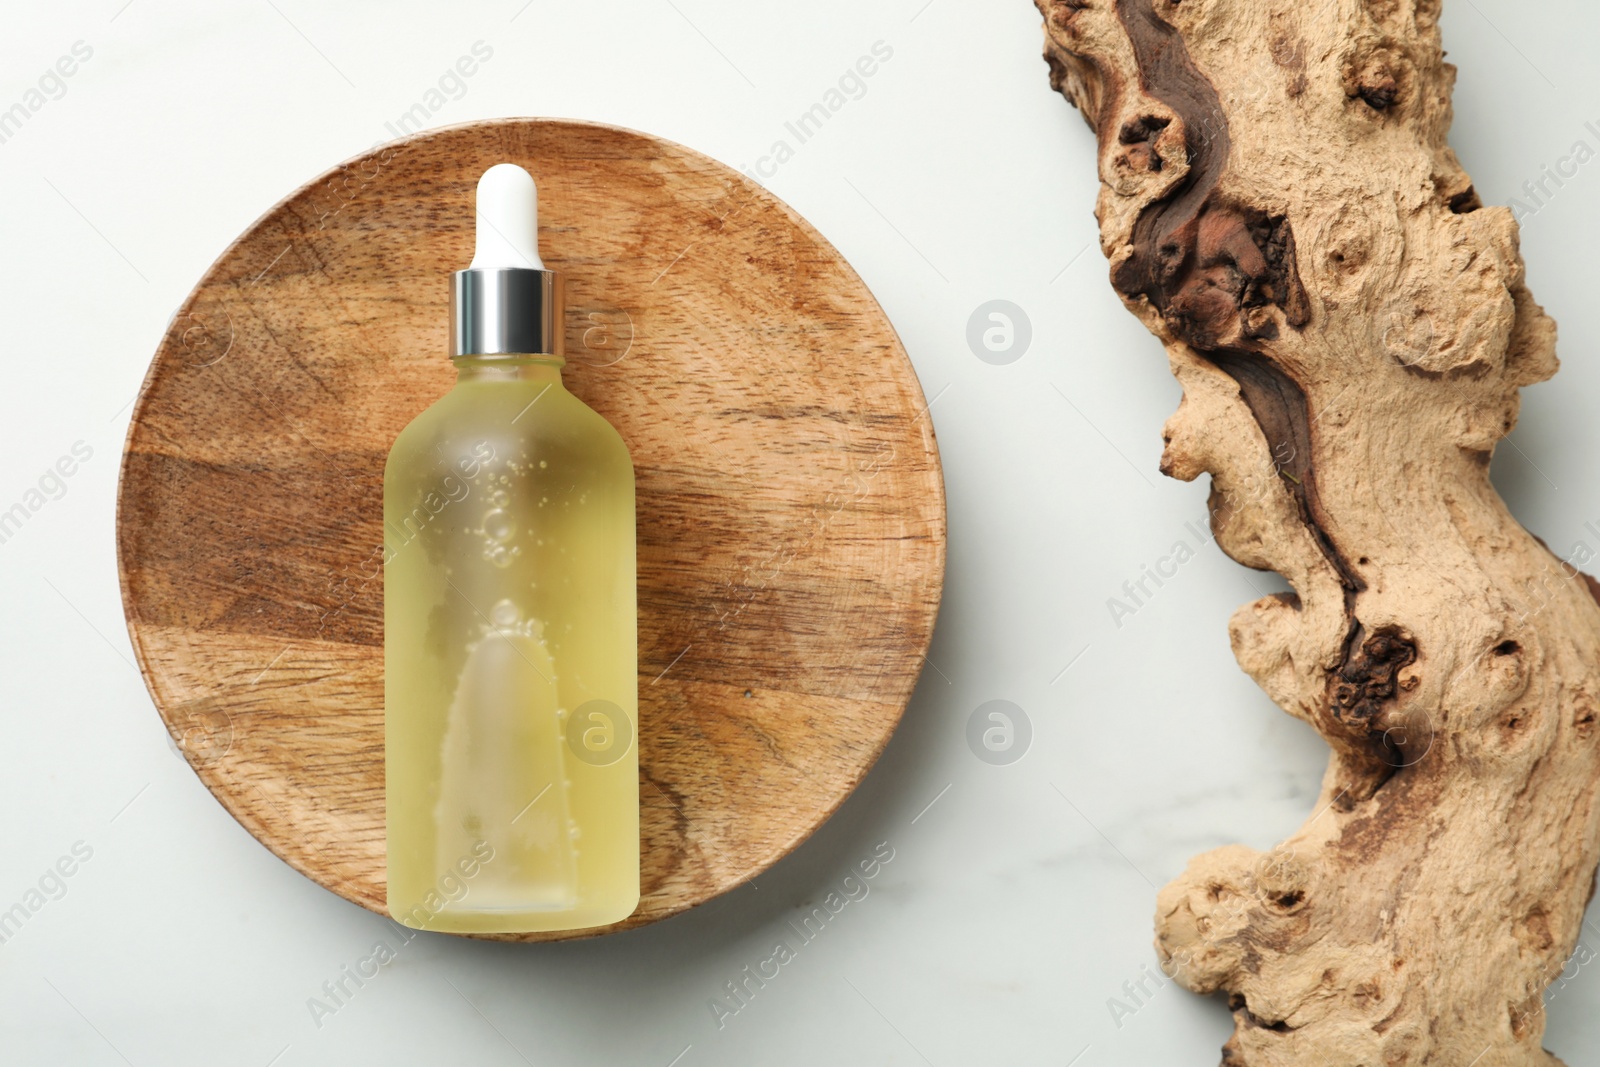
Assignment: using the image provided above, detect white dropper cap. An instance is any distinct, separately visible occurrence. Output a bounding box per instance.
[469,163,545,270]
[450,163,562,358]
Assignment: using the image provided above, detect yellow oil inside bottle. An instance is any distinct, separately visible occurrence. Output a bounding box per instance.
[384,355,638,934]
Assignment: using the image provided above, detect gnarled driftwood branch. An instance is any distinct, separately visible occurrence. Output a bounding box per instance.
[1034,0,1600,1062]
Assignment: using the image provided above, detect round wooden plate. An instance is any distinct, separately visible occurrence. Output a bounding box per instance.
[115,118,945,940]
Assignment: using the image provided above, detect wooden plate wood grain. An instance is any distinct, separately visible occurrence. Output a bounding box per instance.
[115,118,944,940]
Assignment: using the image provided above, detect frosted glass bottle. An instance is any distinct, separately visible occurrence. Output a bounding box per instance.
[384,164,638,934]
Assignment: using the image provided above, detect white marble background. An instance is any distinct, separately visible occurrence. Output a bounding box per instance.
[2,1,1597,1064]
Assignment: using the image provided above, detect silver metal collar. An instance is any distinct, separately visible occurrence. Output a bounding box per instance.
[450,268,563,358]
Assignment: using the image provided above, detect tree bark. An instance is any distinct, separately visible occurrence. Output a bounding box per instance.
[1034,1,1600,1062]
